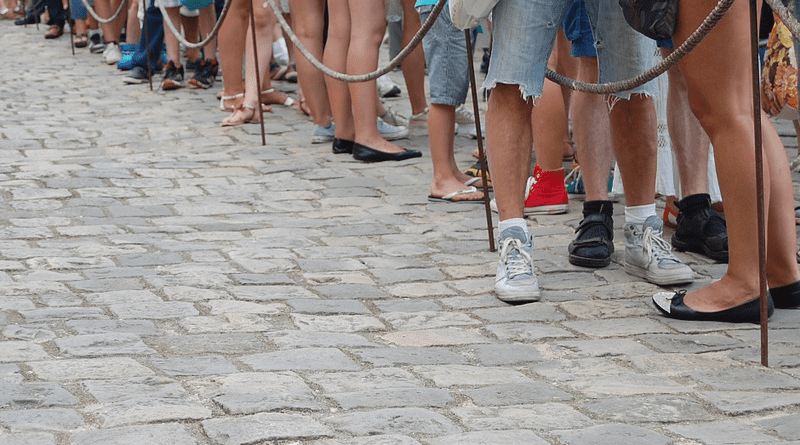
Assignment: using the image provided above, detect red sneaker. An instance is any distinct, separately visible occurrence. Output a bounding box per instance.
[523,166,569,216]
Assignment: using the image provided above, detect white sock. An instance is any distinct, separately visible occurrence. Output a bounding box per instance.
[498,218,529,236]
[624,203,657,225]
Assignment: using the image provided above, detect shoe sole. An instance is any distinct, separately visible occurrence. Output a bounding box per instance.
[311,135,334,144]
[187,79,213,89]
[624,262,694,286]
[569,254,611,268]
[495,289,541,303]
[381,129,410,141]
[523,204,569,216]
[671,236,729,263]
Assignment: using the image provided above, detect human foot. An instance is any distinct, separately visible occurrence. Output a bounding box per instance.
[260,88,295,107]
[221,103,264,127]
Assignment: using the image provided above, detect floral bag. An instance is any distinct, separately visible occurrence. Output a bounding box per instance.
[761,14,799,120]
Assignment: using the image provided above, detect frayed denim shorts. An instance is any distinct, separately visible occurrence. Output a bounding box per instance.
[485,0,659,100]
[418,5,470,106]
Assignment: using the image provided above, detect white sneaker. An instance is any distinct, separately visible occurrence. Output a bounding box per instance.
[311,122,335,144]
[624,215,694,285]
[377,117,409,141]
[104,42,122,65]
[381,107,408,127]
[454,104,475,124]
[408,107,428,126]
[468,121,485,139]
[495,226,541,303]
[377,74,401,98]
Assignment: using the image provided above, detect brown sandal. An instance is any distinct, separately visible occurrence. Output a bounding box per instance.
[44,25,63,39]
[74,33,88,48]
[221,103,270,127]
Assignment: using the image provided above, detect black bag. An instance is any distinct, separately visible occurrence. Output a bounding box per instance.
[618,0,679,41]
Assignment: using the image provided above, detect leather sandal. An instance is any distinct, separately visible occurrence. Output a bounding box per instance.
[221,103,259,127]
[44,25,63,39]
[568,212,614,268]
[260,88,295,107]
[219,92,244,111]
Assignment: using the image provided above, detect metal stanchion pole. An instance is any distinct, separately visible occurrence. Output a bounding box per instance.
[144,0,153,90]
[464,29,495,252]
[749,0,768,367]
[246,0,267,145]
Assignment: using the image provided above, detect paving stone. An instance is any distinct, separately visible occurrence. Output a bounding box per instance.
[0,383,78,408]
[379,328,492,347]
[324,407,461,436]
[698,391,800,415]
[629,352,741,376]
[150,356,239,376]
[194,372,323,414]
[55,333,157,357]
[552,424,672,445]
[82,377,213,427]
[312,284,389,300]
[291,314,386,332]
[0,408,84,433]
[178,314,281,333]
[378,311,481,331]
[0,342,51,362]
[638,333,747,353]
[147,333,268,355]
[484,323,576,342]
[549,338,654,358]
[266,330,382,349]
[451,403,594,431]
[560,317,672,338]
[425,430,550,445]
[70,423,201,445]
[287,299,372,314]
[329,387,454,410]
[472,303,566,323]
[459,344,545,365]
[202,412,334,445]
[353,347,469,367]
[309,368,423,393]
[412,364,533,387]
[241,348,361,371]
[668,420,777,444]
[682,367,800,391]
[28,358,154,381]
[756,413,800,440]
[202,299,285,315]
[558,299,653,319]
[83,289,162,305]
[313,435,422,445]
[65,320,159,337]
[2,326,57,343]
[581,395,716,423]
[18,307,108,323]
[0,432,56,445]
[461,382,573,405]
[372,299,443,312]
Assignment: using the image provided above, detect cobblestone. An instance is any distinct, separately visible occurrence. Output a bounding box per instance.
[1,19,800,445]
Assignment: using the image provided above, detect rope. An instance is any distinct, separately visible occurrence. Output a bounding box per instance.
[265,0,448,83]
[80,0,127,24]
[545,0,736,94]
[156,0,234,49]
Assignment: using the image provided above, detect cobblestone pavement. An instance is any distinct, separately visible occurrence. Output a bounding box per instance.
[2,20,800,445]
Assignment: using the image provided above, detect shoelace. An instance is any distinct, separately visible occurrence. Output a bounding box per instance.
[524,174,539,200]
[499,237,532,279]
[639,226,680,264]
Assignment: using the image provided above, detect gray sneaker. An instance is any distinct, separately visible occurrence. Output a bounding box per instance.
[624,215,694,285]
[495,226,541,303]
[377,117,409,141]
[311,122,335,144]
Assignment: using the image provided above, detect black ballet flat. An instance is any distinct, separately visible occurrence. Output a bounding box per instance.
[652,290,773,323]
[332,138,355,154]
[352,142,422,163]
[770,280,800,309]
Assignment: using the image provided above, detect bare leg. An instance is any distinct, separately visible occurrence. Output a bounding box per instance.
[288,0,332,127]
[428,104,483,200]
[163,6,182,66]
[675,0,799,311]
[532,33,570,172]
[399,0,428,115]
[125,0,139,43]
[323,0,355,141]
[488,83,533,220]
[572,56,612,202]
[217,0,248,110]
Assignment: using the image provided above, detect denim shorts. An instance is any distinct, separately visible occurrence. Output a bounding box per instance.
[485,0,658,100]
[418,5,469,106]
[563,0,595,58]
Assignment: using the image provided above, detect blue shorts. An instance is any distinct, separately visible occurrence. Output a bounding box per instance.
[418,5,469,106]
[485,0,659,100]
[563,0,596,58]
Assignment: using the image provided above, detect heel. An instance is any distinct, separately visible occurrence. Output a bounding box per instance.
[219,92,244,111]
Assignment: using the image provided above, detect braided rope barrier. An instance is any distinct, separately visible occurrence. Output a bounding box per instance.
[266,0,447,83]
[80,0,127,24]
[156,0,234,49]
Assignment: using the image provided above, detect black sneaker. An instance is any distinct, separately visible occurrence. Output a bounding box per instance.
[188,58,218,89]
[671,193,729,262]
[161,61,184,90]
[568,201,615,268]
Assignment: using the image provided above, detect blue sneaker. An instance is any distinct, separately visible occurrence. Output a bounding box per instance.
[311,122,335,144]
[116,44,136,70]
